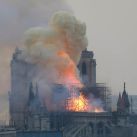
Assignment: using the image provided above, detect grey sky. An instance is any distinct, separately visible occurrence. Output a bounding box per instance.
[67,0,137,95]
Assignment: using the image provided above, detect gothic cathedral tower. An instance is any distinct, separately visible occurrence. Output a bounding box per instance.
[9,48,34,129]
[78,49,96,87]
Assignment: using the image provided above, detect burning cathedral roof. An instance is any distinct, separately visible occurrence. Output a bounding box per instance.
[11,11,105,113]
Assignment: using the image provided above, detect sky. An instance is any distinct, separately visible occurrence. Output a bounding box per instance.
[66,0,137,95]
[0,0,137,120]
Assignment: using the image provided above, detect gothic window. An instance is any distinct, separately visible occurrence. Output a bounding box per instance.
[89,122,94,135]
[97,122,104,135]
[82,62,87,75]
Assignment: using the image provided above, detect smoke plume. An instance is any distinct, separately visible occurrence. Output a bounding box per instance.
[0,0,72,120]
[0,0,71,46]
[20,11,88,111]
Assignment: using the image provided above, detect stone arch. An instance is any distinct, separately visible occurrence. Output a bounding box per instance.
[88,122,94,135]
[105,121,112,135]
[97,121,104,136]
[82,62,87,75]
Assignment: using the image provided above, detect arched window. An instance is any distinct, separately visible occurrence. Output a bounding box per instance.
[89,122,94,135]
[97,122,104,135]
[82,62,87,75]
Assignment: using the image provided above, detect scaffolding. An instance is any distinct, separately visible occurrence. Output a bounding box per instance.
[52,83,112,112]
[65,85,89,112]
[95,83,112,111]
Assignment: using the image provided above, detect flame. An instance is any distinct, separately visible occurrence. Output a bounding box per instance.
[57,50,103,113]
[57,50,82,87]
[66,93,104,112]
[94,107,104,113]
[23,12,104,112]
[66,94,88,112]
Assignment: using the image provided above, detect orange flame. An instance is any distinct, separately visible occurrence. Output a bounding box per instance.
[66,94,88,112]
[57,50,82,86]
[66,93,104,112]
[57,50,103,113]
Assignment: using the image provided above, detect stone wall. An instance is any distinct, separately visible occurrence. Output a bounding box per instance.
[111,126,134,137]
[0,130,16,137]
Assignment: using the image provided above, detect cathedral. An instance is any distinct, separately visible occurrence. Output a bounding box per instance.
[9,48,111,132]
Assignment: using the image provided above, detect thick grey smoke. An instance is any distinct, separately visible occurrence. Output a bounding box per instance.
[23,12,87,64]
[20,12,103,112]
[0,0,71,121]
[0,0,71,46]
[19,11,88,111]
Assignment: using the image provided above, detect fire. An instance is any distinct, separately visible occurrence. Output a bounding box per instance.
[66,94,88,112]
[94,107,104,113]
[66,93,104,113]
[23,12,104,113]
[57,50,82,86]
[57,50,103,113]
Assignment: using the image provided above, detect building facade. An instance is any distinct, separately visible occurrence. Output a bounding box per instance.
[9,48,111,130]
[9,48,35,129]
[78,49,96,87]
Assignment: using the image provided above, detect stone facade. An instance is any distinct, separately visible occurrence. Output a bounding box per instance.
[0,127,16,137]
[8,48,137,137]
[9,48,36,129]
[9,48,97,129]
[9,48,112,132]
[78,49,96,87]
